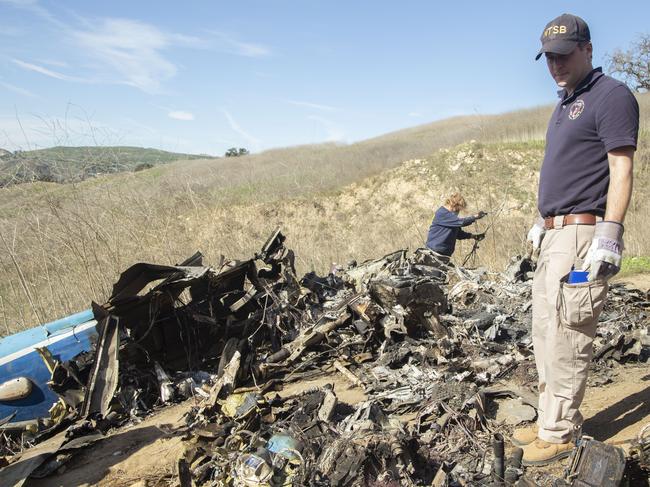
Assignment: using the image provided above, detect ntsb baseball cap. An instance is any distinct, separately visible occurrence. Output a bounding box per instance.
[535,13,590,60]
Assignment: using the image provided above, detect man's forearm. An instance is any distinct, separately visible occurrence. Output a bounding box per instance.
[604,148,634,223]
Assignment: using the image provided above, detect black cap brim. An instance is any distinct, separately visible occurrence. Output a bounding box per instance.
[535,39,579,60]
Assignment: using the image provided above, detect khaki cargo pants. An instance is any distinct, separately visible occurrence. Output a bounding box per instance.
[532,219,608,444]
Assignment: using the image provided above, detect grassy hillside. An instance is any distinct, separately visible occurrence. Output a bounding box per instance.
[0,106,559,217]
[0,94,648,335]
[0,146,217,187]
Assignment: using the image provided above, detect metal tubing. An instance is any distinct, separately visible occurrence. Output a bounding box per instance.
[492,432,505,483]
[504,446,523,483]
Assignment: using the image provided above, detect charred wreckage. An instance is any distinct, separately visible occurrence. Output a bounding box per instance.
[1,229,650,486]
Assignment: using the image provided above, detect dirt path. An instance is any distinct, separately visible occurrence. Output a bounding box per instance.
[24,363,650,486]
[26,402,191,487]
[582,363,650,449]
[522,363,650,483]
[613,272,650,292]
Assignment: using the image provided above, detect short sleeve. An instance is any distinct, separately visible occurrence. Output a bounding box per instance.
[596,84,639,153]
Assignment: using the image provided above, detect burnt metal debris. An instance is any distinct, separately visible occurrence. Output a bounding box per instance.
[552,436,626,487]
[1,230,650,486]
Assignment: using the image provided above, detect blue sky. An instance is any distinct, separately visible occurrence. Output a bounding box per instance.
[0,1,648,155]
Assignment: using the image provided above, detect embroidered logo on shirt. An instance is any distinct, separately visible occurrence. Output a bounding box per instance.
[569,99,585,120]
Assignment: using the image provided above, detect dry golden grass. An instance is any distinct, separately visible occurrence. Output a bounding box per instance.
[1,94,648,335]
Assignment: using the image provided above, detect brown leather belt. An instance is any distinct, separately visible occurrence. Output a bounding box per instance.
[544,213,597,230]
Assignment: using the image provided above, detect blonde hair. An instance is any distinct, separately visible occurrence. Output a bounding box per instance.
[444,192,467,212]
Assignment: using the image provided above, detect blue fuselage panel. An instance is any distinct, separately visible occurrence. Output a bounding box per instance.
[0,313,97,423]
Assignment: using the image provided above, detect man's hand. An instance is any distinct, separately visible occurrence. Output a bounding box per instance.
[473,233,485,241]
[526,216,546,250]
[583,221,624,280]
[476,211,487,219]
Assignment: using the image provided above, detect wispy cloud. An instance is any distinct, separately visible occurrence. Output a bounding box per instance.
[68,22,270,94]
[151,103,195,121]
[308,115,345,142]
[222,109,260,149]
[0,0,65,28]
[168,111,194,121]
[169,33,206,48]
[2,1,270,94]
[12,59,82,81]
[286,99,339,112]
[0,79,37,97]
[210,31,271,57]
[38,59,69,68]
[72,18,176,94]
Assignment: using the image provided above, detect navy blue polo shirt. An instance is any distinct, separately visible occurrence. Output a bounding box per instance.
[538,68,639,218]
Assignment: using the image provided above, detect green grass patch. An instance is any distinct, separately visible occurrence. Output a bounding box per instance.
[0,146,217,187]
[619,256,650,277]
[493,140,546,151]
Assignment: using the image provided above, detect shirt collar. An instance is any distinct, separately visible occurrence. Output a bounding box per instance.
[557,67,604,104]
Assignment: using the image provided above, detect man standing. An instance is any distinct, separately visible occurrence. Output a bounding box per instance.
[425,192,486,259]
[516,14,639,465]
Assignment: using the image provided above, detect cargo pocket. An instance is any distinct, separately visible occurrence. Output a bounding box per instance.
[557,274,608,329]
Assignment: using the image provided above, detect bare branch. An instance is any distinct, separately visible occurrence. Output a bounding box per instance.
[606,34,650,92]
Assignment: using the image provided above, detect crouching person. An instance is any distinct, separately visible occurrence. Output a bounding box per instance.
[425,192,486,262]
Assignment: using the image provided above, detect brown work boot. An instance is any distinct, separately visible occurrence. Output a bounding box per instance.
[511,424,538,446]
[521,439,574,466]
